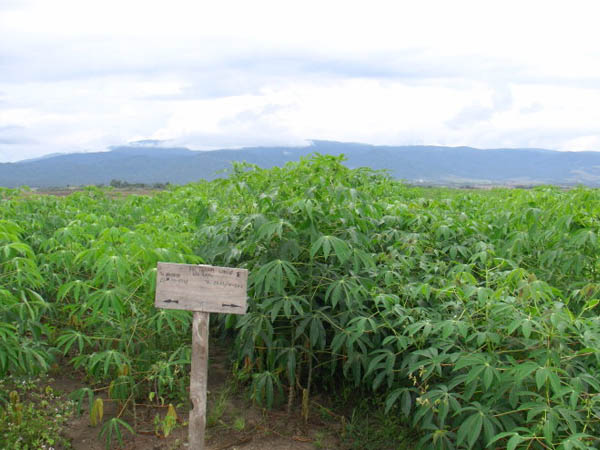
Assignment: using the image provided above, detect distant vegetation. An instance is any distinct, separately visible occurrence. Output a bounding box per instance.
[2,155,600,448]
[107,179,170,189]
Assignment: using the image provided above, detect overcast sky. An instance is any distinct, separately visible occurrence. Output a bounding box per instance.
[1,0,600,162]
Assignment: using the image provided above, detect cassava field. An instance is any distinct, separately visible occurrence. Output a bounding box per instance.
[2,155,600,449]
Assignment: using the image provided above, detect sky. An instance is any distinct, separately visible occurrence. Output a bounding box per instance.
[1,0,600,162]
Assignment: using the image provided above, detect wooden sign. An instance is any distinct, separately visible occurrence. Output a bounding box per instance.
[155,262,247,314]
[155,262,248,450]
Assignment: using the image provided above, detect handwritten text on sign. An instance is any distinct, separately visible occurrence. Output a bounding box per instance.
[155,262,248,314]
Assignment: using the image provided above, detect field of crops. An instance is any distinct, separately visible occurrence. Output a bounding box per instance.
[2,154,600,449]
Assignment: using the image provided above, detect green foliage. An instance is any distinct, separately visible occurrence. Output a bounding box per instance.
[3,155,600,448]
[100,417,134,449]
[341,396,415,450]
[0,376,73,449]
[0,220,52,376]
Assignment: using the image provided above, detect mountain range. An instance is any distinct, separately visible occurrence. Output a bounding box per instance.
[2,140,600,188]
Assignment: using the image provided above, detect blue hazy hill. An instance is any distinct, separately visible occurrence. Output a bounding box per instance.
[1,141,600,188]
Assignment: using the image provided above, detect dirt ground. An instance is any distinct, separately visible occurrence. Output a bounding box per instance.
[49,345,344,450]
[31,188,163,198]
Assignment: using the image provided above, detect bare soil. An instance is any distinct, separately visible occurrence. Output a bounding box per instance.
[17,187,164,198]
[49,345,344,450]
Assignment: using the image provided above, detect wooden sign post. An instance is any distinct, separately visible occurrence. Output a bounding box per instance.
[155,262,248,449]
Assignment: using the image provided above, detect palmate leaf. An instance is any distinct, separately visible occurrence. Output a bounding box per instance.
[347,315,378,338]
[70,387,95,416]
[3,257,44,288]
[309,316,326,349]
[141,266,157,293]
[0,241,36,260]
[405,320,433,339]
[408,347,455,381]
[486,431,529,450]
[365,349,397,390]
[453,354,501,392]
[275,346,299,384]
[109,375,135,402]
[56,329,93,355]
[93,254,131,286]
[310,235,351,263]
[295,314,327,349]
[536,367,550,390]
[292,198,319,225]
[57,279,91,302]
[557,433,596,450]
[13,340,51,374]
[0,326,20,375]
[284,295,308,318]
[510,361,539,385]
[0,288,18,310]
[457,411,483,449]
[250,371,283,409]
[99,417,134,449]
[148,309,192,334]
[97,226,130,244]
[324,276,367,309]
[384,387,415,416]
[236,312,275,352]
[87,286,129,317]
[255,295,280,318]
[259,295,308,319]
[0,219,23,236]
[82,350,131,378]
[256,219,296,240]
[250,259,299,296]
[571,229,597,249]
[381,334,410,352]
[75,246,108,271]
[342,349,369,388]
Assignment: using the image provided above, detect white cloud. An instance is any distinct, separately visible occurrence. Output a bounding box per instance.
[1,0,600,161]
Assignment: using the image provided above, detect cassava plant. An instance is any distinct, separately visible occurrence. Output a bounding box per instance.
[1,156,600,449]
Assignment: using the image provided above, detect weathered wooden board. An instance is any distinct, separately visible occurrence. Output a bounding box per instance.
[155,262,248,314]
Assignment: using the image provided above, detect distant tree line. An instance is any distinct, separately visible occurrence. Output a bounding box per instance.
[105,179,171,189]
